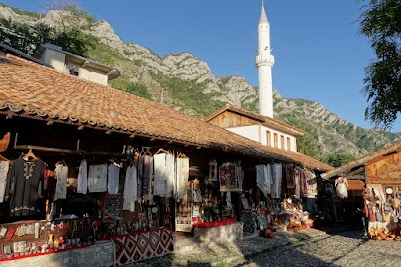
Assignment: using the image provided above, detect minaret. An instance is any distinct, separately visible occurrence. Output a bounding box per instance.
[255,0,275,117]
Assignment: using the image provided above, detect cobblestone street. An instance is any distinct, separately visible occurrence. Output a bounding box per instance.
[131,227,401,267]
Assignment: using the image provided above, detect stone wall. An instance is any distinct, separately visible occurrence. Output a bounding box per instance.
[0,241,115,267]
[194,222,243,243]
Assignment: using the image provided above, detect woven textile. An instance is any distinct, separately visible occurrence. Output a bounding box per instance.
[112,228,174,265]
[241,210,256,234]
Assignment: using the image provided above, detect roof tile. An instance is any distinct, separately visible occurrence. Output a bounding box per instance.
[0,55,332,171]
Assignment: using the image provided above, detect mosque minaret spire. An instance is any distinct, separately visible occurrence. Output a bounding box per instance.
[255,0,275,117]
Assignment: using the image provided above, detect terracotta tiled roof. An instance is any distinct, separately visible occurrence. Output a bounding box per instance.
[347,180,364,191]
[0,54,332,171]
[321,139,401,179]
[206,104,304,136]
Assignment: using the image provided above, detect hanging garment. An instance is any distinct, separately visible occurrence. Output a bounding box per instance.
[8,158,45,216]
[300,169,308,197]
[305,170,317,198]
[77,159,88,194]
[256,165,269,197]
[294,167,301,198]
[142,155,152,195]
[255,164,272,197]
[335,177,348,199]
[137,155,144,197]
[108,164,120,195]
[226,192,233,209]
[176,157,189,200]
[271,163,282,199]
[285,164,295,189]
[209,160,218,182]
[88,164,107,193]
[219,163,238,190]
[165,153,175,198]
[123,164,138,212]
[153,153,167,197]
[54,163,68,201]
[0,160,10,203]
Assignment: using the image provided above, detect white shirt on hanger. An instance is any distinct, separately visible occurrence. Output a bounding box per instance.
[108,163,120,195]
[88,164,107,193]
[77,159,88,194]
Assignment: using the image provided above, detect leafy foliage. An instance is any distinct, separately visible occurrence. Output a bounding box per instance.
[150,72,226,117]
[359,0,401,129]
[297,133,320,160]
[0,17,98,58]
[281,117,321,159]
[326,152,357,167]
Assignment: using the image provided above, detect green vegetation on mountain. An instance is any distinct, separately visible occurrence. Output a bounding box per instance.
[1,3,401,163]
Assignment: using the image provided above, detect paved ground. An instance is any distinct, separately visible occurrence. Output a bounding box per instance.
[131,227,401,267]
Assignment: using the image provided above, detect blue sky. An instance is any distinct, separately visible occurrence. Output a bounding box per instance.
[3,0,400,132]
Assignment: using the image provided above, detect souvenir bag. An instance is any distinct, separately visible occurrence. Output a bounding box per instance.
[17,225,25,237]
[0,227,7,239]
[5,227,16,238]
[24,224,35,235]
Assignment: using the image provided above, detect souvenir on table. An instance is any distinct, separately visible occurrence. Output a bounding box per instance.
[17,225,25,237]
[13,241,27,253]
[5,227,16,239]
[0,227,7,238]
[24,224,34,235]
[2,245,11,254]
[192,205,201,218]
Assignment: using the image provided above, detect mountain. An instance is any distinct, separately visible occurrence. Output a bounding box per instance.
[1,4,400,160]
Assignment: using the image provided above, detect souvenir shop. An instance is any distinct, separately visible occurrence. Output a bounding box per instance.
[0,116,254,265]
[175,159,244,241]
[238,163,317,238]
[364,151,401,240]
[0,118,183,266]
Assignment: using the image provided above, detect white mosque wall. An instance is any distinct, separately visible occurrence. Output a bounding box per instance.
[227,125,297,152]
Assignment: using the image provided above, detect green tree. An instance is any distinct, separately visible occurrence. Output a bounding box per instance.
[52,29,98,58]
[297,133,320,159]
[0,19,98,58]
[327,152,357,167]
[359,0,401,129]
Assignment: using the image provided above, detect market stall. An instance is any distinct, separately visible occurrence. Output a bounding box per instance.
[248,163,316,237]
[175,160,243,240]
[0,120,181,264]
[364,151,401,240]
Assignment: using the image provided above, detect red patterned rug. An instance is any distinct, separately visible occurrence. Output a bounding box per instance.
[112,228,174,265]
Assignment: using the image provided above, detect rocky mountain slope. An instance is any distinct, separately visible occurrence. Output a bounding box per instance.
[1,4,400,159]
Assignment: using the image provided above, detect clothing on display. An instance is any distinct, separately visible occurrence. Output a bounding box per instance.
[165,153,174,198]
[256,164,270,197]
[107,163,120,195]
[335,177,348,199]
[123,164,138,212]
[175,157,189,200]
[153,153,167,197]
[88,164,107,193]
[76,159,88,194]
[54,163,68,201]
[208,160,218,182]
[7,158,45,216]
[271,163,282,199]
[142,155,153,196]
